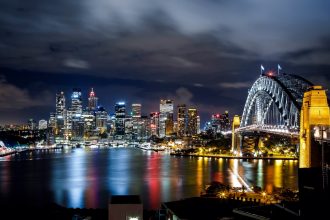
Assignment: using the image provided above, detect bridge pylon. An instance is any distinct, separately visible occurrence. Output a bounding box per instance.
[299,85,330,218]
[232,115,241,155]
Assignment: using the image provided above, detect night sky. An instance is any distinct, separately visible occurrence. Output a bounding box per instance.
[0,1,329,125]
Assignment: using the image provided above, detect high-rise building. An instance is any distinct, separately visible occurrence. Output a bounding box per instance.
[49,112,56,129]
[95,106,108,132]
[197,115,201,134]
[38,119,48,130]
[71,88,83,116]
[56,91,66,116]
[159,99,174,137]
[187,108,198,136]
[88,88,98,111]
[132,104,142,118]
[150,112,160,136]
[55,91,66,137]
[177,104,186,137]
[115,102,126,136]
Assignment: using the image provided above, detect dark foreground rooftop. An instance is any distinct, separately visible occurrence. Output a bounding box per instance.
[110,195,142,204]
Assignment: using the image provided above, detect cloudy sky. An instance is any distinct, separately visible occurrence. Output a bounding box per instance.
[0,0,329,125]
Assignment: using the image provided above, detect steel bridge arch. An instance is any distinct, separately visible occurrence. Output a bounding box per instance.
[240,73,313,129]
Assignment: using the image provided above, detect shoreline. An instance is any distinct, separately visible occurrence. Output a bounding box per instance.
[170,152,298,160]
[0,146,63,157]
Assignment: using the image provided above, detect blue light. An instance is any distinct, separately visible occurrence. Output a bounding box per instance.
[117,102,125,105]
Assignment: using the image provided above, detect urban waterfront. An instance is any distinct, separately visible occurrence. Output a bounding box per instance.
[0,147,298,210]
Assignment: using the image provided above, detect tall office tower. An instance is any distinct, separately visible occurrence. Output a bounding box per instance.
[138,116,150,140]
[221,111,230,131]
[132,104,142,118]
[187,108,198,136]
[150,112,160,136]
[131,104,141,140]
[95,106,108,132]
[49,112,56,129]
[71,88,83,115]
[55,91,66,136]
[115,102,126,136]
[159,99,174,137]
[177,104,186,137]
[211,114,221,133]
[88,88,98,111]
[56,91,66,116]
[82,111,95,138]
[197,115,201,134]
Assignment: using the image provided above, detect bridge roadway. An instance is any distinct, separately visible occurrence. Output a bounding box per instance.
[235,125,299,138]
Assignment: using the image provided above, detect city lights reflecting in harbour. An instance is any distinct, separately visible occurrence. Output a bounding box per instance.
[0,148,298,209]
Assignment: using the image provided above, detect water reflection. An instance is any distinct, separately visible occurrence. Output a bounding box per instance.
[0,148,298,209]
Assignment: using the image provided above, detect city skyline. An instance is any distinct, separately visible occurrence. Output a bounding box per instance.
[0,1,329,124]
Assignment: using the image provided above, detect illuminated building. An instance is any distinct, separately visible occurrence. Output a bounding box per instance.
[81,111,95,138]
[150,112,160,136]
[49,112,56,129]
[95,106,108,132]
[87,88,98,111]
[55,91,66,136]
[160,99,174,137]
[132,104,142,118]
[115,102,126,137]
[56,91,66,116]
[38,119,47,130]
[177,104,186,137]
[197,115,200,134]
[71,88,83,115]
[132,104,142,140]
[187,108,198,136]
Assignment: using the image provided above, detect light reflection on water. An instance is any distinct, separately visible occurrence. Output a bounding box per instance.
[0,148,298,209]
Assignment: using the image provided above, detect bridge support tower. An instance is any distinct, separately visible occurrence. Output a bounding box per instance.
[232,115,241,155]
[299,86,330,218]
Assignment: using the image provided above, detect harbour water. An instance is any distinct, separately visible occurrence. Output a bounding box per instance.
[0,147,298,210]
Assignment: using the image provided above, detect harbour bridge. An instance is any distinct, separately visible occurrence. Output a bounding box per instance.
[232,72,330,153]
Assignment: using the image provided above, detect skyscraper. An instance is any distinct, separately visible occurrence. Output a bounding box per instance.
[177,104,186,137]
[56,91,66,116]
[88,88,98,111]
[71,88,82,116]
[150,112,160,136]
[55,91,66,137]
[132,104,142,118]
[115,102,126,136]
[187,108,198,136]
[159,99,174,137]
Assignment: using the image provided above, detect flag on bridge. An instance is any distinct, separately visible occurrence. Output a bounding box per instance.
[278,64,282,75]
[260,65,265,76]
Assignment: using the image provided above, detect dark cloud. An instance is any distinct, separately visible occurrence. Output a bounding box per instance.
[0,0,329,124]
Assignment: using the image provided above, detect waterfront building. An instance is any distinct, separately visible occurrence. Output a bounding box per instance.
[159,99,174,138]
